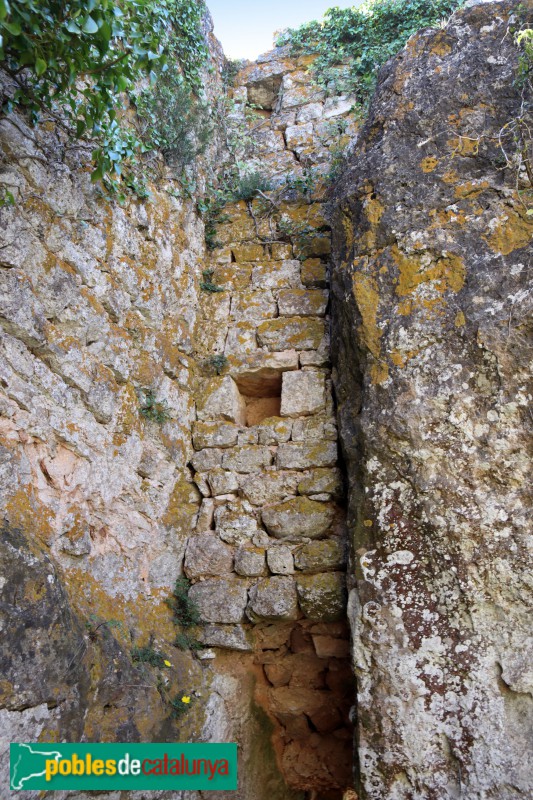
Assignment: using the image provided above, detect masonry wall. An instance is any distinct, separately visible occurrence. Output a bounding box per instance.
[0,25,359,800]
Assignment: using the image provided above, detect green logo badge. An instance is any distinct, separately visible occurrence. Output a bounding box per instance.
[10,743,237,791]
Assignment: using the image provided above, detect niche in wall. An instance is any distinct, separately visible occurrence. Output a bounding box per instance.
[235,369,284,426]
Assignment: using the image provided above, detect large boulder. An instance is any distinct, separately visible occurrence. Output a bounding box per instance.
[331,2,533,798]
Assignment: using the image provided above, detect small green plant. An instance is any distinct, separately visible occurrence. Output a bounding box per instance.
[200,268,224,293]
[229,170,272,202]
[205,354,228,375]
[170,693,193,719]
[0,186,15,207]
[167,577,202,651]
[174,631,203,651]
[284,168,317,200]
[222,58,244,88]
[138,389,171,424]
[131,644,168,668]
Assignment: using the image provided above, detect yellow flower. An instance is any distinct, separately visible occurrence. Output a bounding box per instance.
[181,695,191,704]
[164,660,172,667]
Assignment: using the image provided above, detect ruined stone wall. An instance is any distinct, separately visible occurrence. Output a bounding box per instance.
[0,23,358,800]
[331,1,533,798]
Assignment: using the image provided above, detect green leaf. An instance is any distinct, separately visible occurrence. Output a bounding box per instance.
[82,16,98,34]
[66,20,82,34]
[0,0,10,23]
[35,57,47,76]
[3,20,21,35]
[91,164,104,183]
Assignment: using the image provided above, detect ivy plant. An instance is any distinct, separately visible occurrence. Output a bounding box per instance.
[276,0,465,103]
[0,0,208,193]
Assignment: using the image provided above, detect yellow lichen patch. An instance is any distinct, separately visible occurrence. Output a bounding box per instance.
[80,286,106,315]
[442,169,460,184]
[113,382,142,445]
[392,245,466,303]
[430,38,452,57]
[455,311,466,327]
[485,206,533,256]
[132,350,163,387]
[5,486,55,546]
[163,474,201,529]
[421,157,439,173]
[358,185,384,253]
[390,347,420,368]
[454,180,490,199]
[437,207,468,227]
[352,269,381,361]
[449,136,479,157]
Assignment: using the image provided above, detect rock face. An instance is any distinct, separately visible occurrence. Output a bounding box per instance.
[331,2,533,798]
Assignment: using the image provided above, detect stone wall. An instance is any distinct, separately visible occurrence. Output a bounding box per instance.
[0,22,358,800]
[331,2,533,798]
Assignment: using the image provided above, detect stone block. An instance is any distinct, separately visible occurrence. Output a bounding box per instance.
[277,289,328,317]
[234,546,266,577]
[298,468,343,499]
[295,573,347,621]
[190,448,223,472]
[269,686,326,717]
[262,497,335,540]
[291,415,336,441]
[280,370,325,417]
[224,321,258,355]
[296,103,323,123]
[221,445,273,473]
[301,258,327,288]
[207,468,240,496]
[256,418,293,445]
[246,576,299,622]
[264,662,293,687]
[232,242,265,261]
[323,95,354,118]
[196,377,246,425]
[192,421,240,449]
[240,471,300,506]
[215,500,258,545]
[195,498,215,531]
[257,317,325,351]
[267,545,294,575]
[184,533,234,578]
[277,441,338,470]
[312,635,351,659]
[271,243,293,260]
[230,290,277,322]
[189,578,248,623]
[285,123,314,150]
[251,260,302,289]
[294,539,346,573]
[199,624,252,652]
[193,472,211,497]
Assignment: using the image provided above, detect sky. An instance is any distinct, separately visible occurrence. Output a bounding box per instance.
[207,0,365,61]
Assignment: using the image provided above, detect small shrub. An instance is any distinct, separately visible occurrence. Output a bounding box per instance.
[131,645,167,668]
[166,577,202,651]
[174,632,203,651]
[138,389,171,424]
[200,268,224,293]
[205,354,228,375]
[230,171,273,202]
